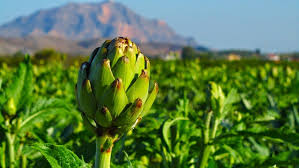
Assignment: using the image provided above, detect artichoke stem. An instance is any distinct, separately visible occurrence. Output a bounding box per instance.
[95,136,112,168]
[6,132,15,168]
[5,119,15,168]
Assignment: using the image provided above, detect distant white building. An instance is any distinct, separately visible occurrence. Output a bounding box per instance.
[164,51,180,60]
[267,54,280,61]
[227,54,241,61]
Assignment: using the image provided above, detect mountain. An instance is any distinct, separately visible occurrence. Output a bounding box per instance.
[0,1,196,46]
[0,36,186,57]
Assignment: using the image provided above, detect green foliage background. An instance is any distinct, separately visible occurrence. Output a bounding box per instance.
[0,53,299,167]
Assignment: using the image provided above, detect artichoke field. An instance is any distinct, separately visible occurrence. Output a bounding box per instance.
[0,43,299,168]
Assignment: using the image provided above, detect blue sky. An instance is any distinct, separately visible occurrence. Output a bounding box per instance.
[0,0,298,52]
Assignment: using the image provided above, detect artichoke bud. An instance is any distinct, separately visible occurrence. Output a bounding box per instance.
[95,106,112,127]
[113,98,143,126]
[76,37,158,138]
[5,98,17,116]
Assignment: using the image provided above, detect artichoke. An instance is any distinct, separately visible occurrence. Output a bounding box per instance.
[75,37,158,168]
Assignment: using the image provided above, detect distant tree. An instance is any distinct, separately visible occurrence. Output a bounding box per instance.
[34,49,66,63]
[13,51,25,58]
[292,52,299,59]
[198,52,213,60]
[182,46,198,59]
[255,48,261,55]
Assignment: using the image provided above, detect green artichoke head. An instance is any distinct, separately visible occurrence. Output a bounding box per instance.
[76,37,158,137]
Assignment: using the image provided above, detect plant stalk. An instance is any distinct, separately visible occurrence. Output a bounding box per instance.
[95,136,112,168]
[210,119,219,140]
[203,111,213,144]
[199,112,220,168]
[22,155,27,168]
[16,142,24,160]
[199,146,212,168]
[6,133,15,168]
[1,141,6,168]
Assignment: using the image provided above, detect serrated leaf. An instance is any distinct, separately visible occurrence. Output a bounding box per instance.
[3,55,33,114]
[0,113,3,123]
[248,137,269,156]
[224,89,239,106]
[18,55,34,111]
[18,98,70,135]
[222,144,244,163]
[221,88,239,116]
[162,117,188,152]
[214,130,299,146]
[123,151,133,168]
[241,94,252,110]
[32,143,90,168]
[292,105,299,127]
[0,77,2,90]
[5,63,26,105]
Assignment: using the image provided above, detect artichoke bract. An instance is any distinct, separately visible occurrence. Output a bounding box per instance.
[76,37,158,138]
